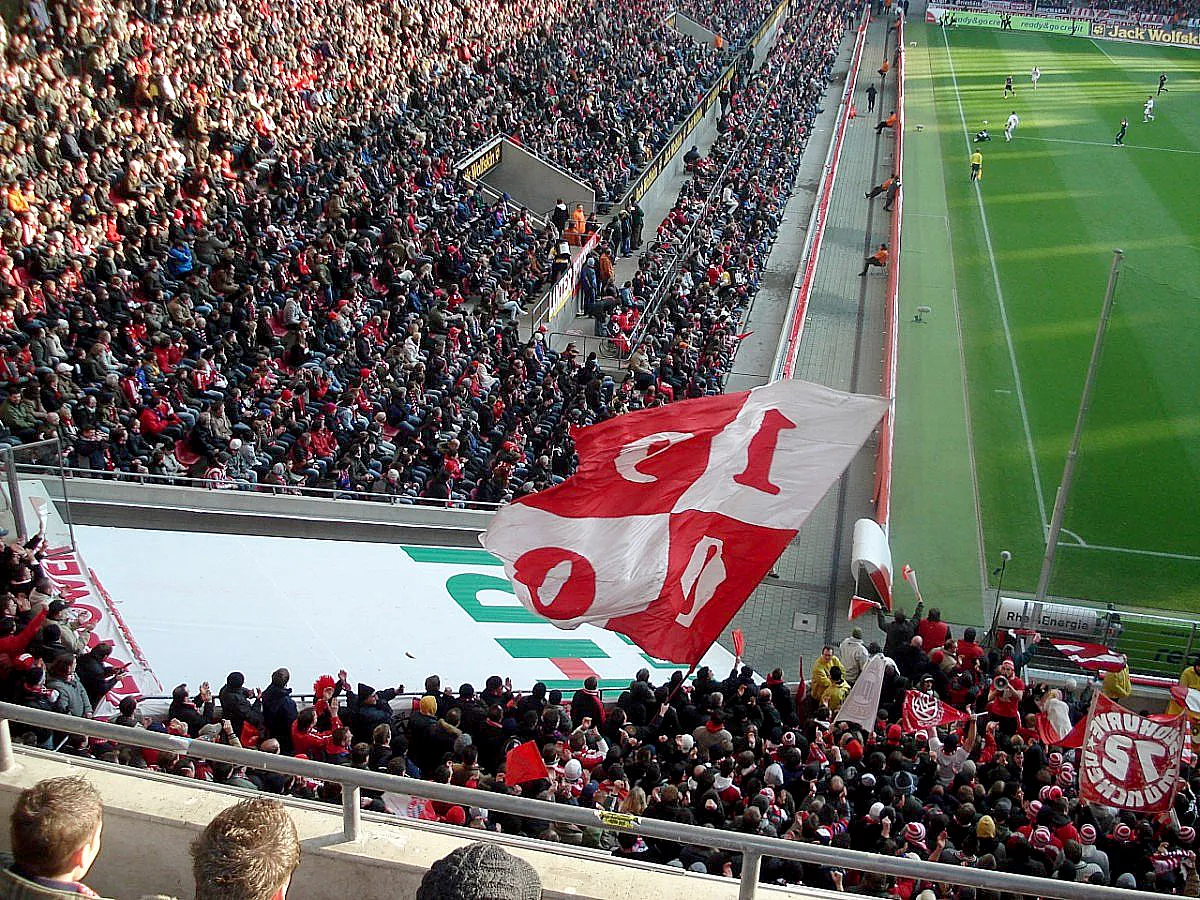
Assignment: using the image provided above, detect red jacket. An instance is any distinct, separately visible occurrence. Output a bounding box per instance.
[0,608,46,658]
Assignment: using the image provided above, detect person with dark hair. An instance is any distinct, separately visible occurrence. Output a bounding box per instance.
[76,643,129,708]
[570,676,605,729]
[218,671,259,736]
[917,607,949,648]
[45,653,91,719]
[261,668,298,753]
[169,681,215,737]
[858,243,889,276]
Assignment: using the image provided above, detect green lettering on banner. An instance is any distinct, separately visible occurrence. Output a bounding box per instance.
[403,546,502,566]
[446,573,540,624]
[497,638,610,659]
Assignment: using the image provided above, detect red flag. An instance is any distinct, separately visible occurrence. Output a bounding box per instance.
[901,690,969,731]
[734,331,754,341]
[732,628,745,658]
[505,741,549,786]
[1048,639,1127,673]
[1079,694,1186,813]
[849,595,880,620]
[1035,712,1086,749]
[482,381,888,664]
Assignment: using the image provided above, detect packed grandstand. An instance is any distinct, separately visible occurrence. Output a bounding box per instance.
[0,0,854,507]
[0,0,1199,891]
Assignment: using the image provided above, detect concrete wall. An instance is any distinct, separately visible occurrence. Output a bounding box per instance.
[672,11,719,44]
[0,751,825,900]
[31,476,489,547]
[481,140,596,220]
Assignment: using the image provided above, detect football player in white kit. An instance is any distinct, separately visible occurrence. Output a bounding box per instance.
[1004,111,1020,142]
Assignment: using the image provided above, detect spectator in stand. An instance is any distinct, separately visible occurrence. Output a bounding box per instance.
[1,776,105,899]
[416,842,541,900]
[916,606,950,648]
[262,668,299,753]
[191,798,300,900]
[838,627,869,685]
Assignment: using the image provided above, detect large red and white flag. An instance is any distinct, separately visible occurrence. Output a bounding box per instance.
[901,689,970,732]
[1080,694,1187,813]
[482,380,888,664]
[1048,639,1127,673]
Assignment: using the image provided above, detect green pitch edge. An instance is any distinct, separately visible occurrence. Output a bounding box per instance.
[890,25,988,628]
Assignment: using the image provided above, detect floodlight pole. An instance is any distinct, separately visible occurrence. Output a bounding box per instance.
[1036,249,1123,601]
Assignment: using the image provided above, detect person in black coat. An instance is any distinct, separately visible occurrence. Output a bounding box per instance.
[345,682,398,744]
[261,667,298,753]
[218,671,259,736]
[76,643,128,708]
[168,682,215,737]
[570,675,605,728]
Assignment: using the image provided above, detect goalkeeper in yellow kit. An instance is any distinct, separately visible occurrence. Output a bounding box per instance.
[970,149,983,182]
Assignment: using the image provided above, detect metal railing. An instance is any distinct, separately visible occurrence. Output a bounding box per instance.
[13,463,505,512]
[0,702,1160,900]
[1,438,77,547]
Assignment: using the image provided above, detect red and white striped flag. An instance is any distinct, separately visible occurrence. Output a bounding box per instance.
[1048,639,1127,673]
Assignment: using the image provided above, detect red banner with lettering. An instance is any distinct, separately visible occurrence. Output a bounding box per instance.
[42,545,162,712]
[1079,694,1186,813]
[482,381,888,664]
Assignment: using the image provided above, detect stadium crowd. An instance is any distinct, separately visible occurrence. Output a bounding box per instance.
[0,0,800,506]
[593,0,848,390]
[2,515,1197,896]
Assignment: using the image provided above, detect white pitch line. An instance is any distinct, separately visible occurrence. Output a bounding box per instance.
[1057,542,1200,563]
[1091,39,1118,63]
[940,25,1049,531]
[1022,135,1200,155]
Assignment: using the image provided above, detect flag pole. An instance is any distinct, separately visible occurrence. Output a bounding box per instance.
[1036,249,1123,601]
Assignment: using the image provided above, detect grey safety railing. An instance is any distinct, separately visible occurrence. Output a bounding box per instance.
[12,463,505,511]
[0,702,1162,900]
[0,438,77,548]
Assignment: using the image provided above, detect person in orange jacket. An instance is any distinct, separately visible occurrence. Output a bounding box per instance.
[859,243,889,276]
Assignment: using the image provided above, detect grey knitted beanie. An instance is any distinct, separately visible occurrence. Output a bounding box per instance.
[416,842,542,900]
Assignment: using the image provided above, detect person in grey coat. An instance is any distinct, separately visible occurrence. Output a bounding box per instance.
[45,653,93,719]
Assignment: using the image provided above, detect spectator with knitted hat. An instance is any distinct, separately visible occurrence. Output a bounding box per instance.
[417,842,541,900]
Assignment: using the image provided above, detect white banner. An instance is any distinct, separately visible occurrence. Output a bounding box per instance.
[835,655,887,729]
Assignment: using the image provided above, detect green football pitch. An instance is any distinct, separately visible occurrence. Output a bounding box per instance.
[890,23,1200,627]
